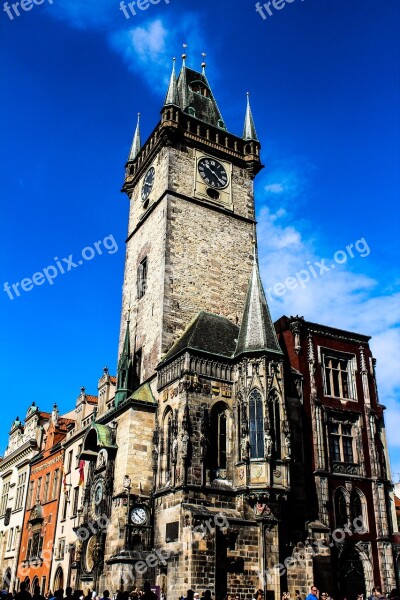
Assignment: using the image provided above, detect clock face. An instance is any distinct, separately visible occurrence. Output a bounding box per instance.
[85,536,96,573]
[141,167,155,202]
[198,158,228,189]
[93,480,104,506]
[130,506,147,526]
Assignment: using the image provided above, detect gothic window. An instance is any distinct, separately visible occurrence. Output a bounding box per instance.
[15,472,27,510]
[137,257,148,299]
[268,392,281,458]
[322,351,357,400]
[43,473,50,504]
[249,390,264,459]
[72,486,80,517]
[329,423,354,464]
[0,480,10,516]
[52,470,60,499]
[190,82,209,97]
[36,478,42,504]
[26,481,34,510]
[350,489,367,531]
[164,410,174,482]
[334,488,348,528]
[237,404,242,462]
[210,403,228,473]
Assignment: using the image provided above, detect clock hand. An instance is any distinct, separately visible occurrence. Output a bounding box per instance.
[208,166,225,185]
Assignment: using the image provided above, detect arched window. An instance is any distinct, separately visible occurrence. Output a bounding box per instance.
[268,392,281,458]
[210,403,228,476]
[249,390,264,459]
[335,488,348,528]
[164,409,174,483]
[350,490,362,523]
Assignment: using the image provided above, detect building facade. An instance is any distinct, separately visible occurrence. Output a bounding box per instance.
[16,406,74,595]
[69,57,399,598]
[0,404,50,592]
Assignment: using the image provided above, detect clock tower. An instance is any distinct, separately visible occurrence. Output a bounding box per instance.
[119,54,262,386]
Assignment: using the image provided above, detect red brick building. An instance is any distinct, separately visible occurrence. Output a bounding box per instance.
[275,316,399,595]
[17,405,74,594]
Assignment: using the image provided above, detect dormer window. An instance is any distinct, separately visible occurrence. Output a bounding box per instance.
[190,81,209,97]
[188,107,196,117]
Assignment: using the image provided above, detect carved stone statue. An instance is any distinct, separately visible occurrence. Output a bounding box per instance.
[172,436,178,464]
[181,431,190,458]
[284,434,291,459]
[265,430,273,459]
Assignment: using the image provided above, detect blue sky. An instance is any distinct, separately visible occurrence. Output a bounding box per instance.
[0,0,399,475]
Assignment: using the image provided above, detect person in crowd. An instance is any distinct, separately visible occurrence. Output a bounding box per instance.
[100,591,110,600]
[141,584,156,600]
[252,591,263,600]
[184,592,194,600]
[32,586,45,600]
[224,595,232,600]
[15,582,32,600]
[306,586,319,600]
[389,590,400,600]
[202,592,213,600]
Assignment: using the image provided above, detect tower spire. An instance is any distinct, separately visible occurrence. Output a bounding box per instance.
[115,314,133,407]
[243,92,259,141]
[235,248,282,356]
[128,113,141,161]
[164,58,179,107]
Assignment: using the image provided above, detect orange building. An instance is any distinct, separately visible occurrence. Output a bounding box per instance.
[17,405,74,595]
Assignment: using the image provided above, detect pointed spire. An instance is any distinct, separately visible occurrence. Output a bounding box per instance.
[164,58,179,107]
[235,246,282,356]
[243,92,259,141]
[115,315,133,407]
[128,113,141,161]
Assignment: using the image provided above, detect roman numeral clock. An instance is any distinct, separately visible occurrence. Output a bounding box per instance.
[194,150,232,206]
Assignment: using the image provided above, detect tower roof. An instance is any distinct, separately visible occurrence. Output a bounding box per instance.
[235,252,282,356]
[164,58,179,106]
[128,113,141,161]
[176,63,226,129]
[243,93,259,141]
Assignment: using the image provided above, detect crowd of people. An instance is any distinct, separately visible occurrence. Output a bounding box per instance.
[2,584,400,600]
[0,582,159,600]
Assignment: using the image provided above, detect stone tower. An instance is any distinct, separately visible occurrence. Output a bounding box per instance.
[119,54,262,384]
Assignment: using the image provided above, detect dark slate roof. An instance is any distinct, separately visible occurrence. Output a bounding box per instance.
[177,67,226,128]
[161,312,239,364]
[235,257,283,356]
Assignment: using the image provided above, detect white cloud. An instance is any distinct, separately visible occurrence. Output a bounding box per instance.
[109,14,207,93]
[265,183,284,194]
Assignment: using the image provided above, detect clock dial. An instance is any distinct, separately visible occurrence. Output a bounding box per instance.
[85,536,96,573]
[141,167,155,202]
[93,480,104,506]
[130,506,147,526]
[198,158,228,190]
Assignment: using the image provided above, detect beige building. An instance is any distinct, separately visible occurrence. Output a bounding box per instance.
[0,405,50,592]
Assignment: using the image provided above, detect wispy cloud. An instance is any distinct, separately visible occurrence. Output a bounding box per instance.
[257,198,400,479]
[261,159,316,205]
[109,14,207,93]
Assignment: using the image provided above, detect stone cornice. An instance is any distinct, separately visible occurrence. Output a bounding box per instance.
[0,440,38,473]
